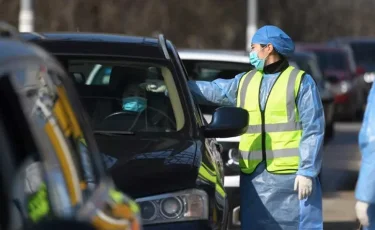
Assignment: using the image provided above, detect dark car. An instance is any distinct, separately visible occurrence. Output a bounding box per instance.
[289,51,336,141]
[328,37,375,111]
[23,32,250,230]
[0,28,141,230]
[296,44,364,120]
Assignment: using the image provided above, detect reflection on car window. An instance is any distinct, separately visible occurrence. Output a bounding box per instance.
[66,59,182,133]
[314,51,348,71]
[11,65,98,209]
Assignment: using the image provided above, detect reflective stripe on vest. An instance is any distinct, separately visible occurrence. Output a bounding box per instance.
[236,66,304,174]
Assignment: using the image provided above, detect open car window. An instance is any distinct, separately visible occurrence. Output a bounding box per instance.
[182,60,252,81]
[63,58,185,133]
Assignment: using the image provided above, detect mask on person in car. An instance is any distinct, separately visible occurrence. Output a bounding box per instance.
[122,96,147,112]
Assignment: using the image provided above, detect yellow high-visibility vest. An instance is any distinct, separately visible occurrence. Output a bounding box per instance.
[237,66,304,174]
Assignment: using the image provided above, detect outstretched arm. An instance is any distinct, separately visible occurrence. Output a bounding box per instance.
[187,73,245,106]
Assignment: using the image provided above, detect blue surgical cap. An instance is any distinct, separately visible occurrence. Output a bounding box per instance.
[251,25,295,56]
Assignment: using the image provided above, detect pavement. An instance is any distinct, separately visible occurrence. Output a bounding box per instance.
[322,122,362,230]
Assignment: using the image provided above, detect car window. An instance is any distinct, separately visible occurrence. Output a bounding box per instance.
[350,42,375,68]
[291,55,324,84]
[289,61,299,68]
[85,64,112,85]
[174,53,206,127]
[313,51,349,72]
[182,60,252,81]
[292,57,312,74]
[307,59,323,82]
[64,58,184,133]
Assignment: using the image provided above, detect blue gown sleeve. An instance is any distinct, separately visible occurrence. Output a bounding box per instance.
[296,74,325,178]
[355,82,375,203]
[187,73,245,106]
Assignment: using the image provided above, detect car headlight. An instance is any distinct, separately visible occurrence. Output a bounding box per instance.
[135,189,209,225]
[330,80,352,95]
[364,72,375,83]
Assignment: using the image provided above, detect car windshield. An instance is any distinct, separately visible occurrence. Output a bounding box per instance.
[290,55,323,82]
[58,57,184,134]
[350,42,375,67]
[313,50,348,71]
[182,60,252,81]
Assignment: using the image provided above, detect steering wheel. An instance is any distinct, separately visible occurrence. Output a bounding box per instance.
[103,110,138,119]
[102,106,176,129]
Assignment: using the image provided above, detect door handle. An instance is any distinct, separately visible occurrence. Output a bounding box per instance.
[232,206,241,226]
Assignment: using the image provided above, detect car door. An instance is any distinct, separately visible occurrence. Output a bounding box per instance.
[170,48,225,187]
[169,46,228,228]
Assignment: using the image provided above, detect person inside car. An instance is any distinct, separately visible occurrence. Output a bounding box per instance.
[99,66,175,132]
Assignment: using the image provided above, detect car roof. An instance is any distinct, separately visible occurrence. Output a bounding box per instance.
[296,43,346,52]
[290,51,316,59]
[329,36,375,44]
[179,49,250,63]
[21,32,169,59]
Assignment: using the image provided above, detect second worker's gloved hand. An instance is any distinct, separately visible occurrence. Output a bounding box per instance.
[355,201,370,227]
[294,175,313,200]
[140,80,167,93]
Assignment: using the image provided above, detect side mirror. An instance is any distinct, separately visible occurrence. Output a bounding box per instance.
[325,75,340,84]
[203,107,249,138]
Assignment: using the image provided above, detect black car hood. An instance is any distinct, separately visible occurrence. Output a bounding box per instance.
[95,135,199,198]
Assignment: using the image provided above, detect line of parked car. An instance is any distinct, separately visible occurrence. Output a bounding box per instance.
[2,23,374,230]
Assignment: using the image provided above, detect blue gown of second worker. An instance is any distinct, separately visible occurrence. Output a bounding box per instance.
[356,82,375,230]
[188,67,324,229]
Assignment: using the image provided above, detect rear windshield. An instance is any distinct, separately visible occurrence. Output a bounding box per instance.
[57,56,185,134]
[313,51,348,71]
[350,42,375,67]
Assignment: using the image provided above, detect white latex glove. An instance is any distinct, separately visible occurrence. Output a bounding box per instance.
[294,175,313,200]
[356,201,370,227]
[140,80,166,93]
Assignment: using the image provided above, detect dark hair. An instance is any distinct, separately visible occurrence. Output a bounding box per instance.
[261,44,283,58]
